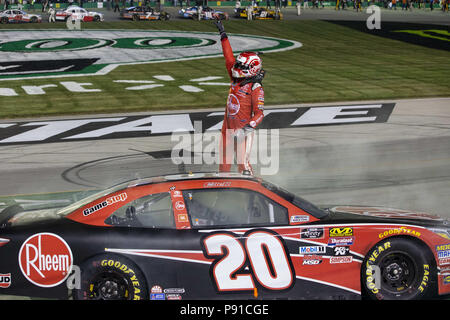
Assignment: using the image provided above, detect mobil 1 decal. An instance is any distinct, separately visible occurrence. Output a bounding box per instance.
[0,103,395,145]
[201,229,295,293]
[0,30,301,81]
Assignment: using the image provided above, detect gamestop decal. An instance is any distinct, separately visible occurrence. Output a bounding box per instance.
[18,233,73,288]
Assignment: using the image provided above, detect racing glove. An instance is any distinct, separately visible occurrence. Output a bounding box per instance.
[213,18,227,40]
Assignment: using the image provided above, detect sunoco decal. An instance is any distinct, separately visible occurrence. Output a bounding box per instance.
[0,30,301,81]
[18,233,73,288]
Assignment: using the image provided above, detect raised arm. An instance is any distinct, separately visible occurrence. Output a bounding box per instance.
[213,19,235,79]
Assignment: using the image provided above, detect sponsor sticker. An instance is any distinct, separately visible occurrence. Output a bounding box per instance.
[302,255,322,265]
[83,192,127,216]
[290,215,310,223]
[328,237,354,246]
[0,273,11,288]
[329,227,353,237]
[151,285,163,294]
[18,233,73,288]
[300,227,324,239]
[299,246,326,255]
[150,293,166,300]
[330,256,353,264]
[333,246,350,256]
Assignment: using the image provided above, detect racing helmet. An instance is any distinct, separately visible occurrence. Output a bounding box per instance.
[231,51,262,79]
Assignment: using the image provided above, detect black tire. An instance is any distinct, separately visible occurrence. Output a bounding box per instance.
[93,15,100,22]
[362,237,436,300]
[160,12,169,20]
[132,14,140,21]
[1,17,8,24]
[73,254,148,300]
[30,16,38,23]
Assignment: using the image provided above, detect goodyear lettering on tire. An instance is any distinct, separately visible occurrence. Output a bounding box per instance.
[101,259,142,300]
[365,241,391,297]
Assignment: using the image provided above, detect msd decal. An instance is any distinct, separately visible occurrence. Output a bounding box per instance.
[18,233,73,288]
[0,30,301,81]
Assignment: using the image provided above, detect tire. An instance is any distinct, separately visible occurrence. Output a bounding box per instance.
[30,16,38,23]
[73,254,148,300]
[1,17,8,24]
[132,14,140,21]
[362,237,436,300]
[93,15,100,22]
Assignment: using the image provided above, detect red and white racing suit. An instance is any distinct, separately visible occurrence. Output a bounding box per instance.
[219,37,264,174]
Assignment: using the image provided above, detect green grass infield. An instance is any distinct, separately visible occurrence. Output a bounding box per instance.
[0,19,448,119]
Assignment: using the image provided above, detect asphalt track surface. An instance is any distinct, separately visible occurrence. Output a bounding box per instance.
[30,5,450,25]
[1,97,449,218]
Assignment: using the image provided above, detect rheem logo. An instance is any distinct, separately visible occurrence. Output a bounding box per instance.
[18,233,73,288]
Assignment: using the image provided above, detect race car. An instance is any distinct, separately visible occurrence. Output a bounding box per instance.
[234,6,283,20]
[0,171,449,300]
[0,9,41,24]
[55,5,104,22]
[119,6,170,21]
[178,6,228,20]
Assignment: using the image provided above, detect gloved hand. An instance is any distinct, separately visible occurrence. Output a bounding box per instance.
[213,18,227,40]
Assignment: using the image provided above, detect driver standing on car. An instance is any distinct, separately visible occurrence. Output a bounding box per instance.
[213,18,265,175]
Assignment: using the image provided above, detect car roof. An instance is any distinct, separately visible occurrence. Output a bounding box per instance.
[127,171,258,188]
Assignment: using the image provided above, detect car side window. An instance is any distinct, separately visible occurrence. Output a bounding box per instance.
[105,192,175,228]
[183,188,288,228]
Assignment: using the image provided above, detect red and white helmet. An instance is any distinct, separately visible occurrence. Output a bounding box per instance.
[231,51,262,79]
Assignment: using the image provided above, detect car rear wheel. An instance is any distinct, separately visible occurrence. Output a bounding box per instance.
[73,254,148,300]
[1,17,8,24]
[362,238,436,300]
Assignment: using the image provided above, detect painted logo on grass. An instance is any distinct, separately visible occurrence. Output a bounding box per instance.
[18,233,73,288]
[0,30,302,81]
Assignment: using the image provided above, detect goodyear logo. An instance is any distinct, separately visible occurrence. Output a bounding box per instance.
[329,227,353,237]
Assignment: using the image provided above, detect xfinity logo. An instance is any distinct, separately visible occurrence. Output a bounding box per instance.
[0,103,395,145]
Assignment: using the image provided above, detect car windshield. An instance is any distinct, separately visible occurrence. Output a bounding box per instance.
[261,180,328,219]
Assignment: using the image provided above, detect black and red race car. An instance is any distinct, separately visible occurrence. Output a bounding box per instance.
[0,172,449,300]
[119,6,170,21]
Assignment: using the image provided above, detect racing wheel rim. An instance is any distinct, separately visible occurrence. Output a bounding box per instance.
[379,251,417,295]
[88,271,131,300]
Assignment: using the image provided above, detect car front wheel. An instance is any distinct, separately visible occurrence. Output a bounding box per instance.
[362,238,436,300]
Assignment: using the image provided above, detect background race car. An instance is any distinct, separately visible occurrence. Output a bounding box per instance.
[234,6,283,20]
[0,10,41,23]
[55,6,104,22]
[178,6,228,20]
[0,172,449,300]
[120,6,170,21]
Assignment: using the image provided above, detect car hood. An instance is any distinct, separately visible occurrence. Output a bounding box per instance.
[326,205,449,227]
